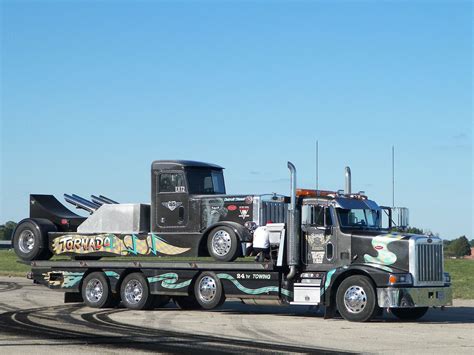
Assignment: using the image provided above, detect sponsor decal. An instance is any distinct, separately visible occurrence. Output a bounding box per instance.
[162,201,183,211]
[364,233,403,265]
[227,204,238,211]
[245,195,253,204]
[224,197,246,202]
[311,251,325,264]
[375,245,384,250]
[238,206,250,219]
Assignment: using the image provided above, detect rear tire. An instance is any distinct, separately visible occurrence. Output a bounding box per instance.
[391,307,428,321]
[13,219,55,261]
[336,275,379,322]
[82,272,114,308]
[194,272,225,310]
[207,226,240,262]
[120,273,154,310]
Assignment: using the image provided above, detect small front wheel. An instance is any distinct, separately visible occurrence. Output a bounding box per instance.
[207,226,240,262]
[336,275,379,322]
[391,307,428,321]
[82,272,115,308]
[194,272,225,310]
[120,273,154,310]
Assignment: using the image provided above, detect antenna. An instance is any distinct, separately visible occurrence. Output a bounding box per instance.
[392,145,395,208]
[316,140,319,196]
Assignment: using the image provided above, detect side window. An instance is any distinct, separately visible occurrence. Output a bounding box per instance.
[159,173,186,193]
[325,208,333,226]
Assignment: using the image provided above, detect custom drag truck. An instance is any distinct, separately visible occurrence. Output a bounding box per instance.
[12,160,452,322]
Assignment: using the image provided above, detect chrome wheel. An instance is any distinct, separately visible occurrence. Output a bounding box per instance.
[85,278,104,303]
[343,285,367,314]
[18,230,35,254]
[211,230,232,256]
[198,276,217,303]
[124,279,144,305]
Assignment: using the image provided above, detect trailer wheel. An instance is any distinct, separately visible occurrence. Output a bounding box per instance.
[82,272,115,308]
[336,275,379,322]
[13,219,54,261]
[120,273,154,310]
[173,296,202,310]
[207,226,239,262]
[391,307,428,321]
[194,272,225,310]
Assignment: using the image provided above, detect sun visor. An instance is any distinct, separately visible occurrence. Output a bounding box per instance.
[334,197,380,210]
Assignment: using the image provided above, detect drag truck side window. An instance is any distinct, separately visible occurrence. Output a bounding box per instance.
[186,168,226,195]
[159,173,186,193]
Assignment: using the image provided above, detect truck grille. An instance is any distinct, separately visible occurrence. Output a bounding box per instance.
[416,244,443,282]
[261,202,287,224]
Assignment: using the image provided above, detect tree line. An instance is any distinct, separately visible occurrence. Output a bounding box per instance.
[1,221,473,258]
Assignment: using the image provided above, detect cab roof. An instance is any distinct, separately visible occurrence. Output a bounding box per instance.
[151,160,224,171]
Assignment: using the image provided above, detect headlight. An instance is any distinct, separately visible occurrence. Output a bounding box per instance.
[444,272,451,284]
[388,273,413,285]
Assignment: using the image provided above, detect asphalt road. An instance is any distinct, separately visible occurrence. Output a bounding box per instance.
[0,276,472,354]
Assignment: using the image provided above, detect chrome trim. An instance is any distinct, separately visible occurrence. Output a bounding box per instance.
[253,195,261,225]
[410,237,444,287]
[377,286,452,308]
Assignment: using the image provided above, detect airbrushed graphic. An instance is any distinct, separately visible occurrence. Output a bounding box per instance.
[364,234,404,265]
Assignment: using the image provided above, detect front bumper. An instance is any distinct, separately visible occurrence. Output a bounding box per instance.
[377,286,452,308]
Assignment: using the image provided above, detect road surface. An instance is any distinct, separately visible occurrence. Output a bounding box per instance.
[0,276,472,354]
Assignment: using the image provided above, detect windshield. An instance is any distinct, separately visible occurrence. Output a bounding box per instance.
[186,169,226,194]
[337,208,381,229]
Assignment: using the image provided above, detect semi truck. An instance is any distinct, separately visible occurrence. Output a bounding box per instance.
[12,160,452,322]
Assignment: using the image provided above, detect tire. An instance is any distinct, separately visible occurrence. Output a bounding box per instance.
[120,273,154,310]
[82,272,115,308]
[207,226,240,262]
[13,219,55,261]
[174,296,202,310]
[194,272,225,310]
[391,307,428,321]
[336,275,379,322]
[153,295,171,308]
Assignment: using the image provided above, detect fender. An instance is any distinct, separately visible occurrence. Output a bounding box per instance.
[201,221,252,242]
[13,218,58,252]
[321,263,395,307]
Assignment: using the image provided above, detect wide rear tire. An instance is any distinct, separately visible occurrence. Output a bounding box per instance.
[207,226,240,262]
[13,219,55,261]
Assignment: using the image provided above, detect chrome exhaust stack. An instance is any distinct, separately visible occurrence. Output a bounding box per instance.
[286,162,299,280]
[345,166,351,194]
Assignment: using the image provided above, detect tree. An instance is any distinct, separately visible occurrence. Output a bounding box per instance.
[446,236,471,258]
[0,221,17,241]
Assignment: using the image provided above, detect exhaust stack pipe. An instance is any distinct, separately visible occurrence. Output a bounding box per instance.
[345,166,351,194]
[286,162,299,280]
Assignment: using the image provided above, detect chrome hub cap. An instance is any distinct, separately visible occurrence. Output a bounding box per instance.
[124,280,143,305]
[85,279,104,303]
[18,230,35,254]
[212,230,231,256]
[198,276,217,302]
[343,285,367,314]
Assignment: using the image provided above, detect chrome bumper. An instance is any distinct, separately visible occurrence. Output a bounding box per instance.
[377,286,452,308]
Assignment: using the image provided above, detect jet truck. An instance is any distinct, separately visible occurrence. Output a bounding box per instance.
[12,160,452,322]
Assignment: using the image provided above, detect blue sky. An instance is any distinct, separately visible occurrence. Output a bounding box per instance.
[1,0,472,239]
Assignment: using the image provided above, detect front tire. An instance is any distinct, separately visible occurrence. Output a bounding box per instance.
[82,272,115,308]
[336,275,379,322]
[120,273,154,310]
[391,307,428,321]
[194,272,225,310]
[207,226,240,262]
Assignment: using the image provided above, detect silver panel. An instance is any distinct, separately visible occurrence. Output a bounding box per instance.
[292,284,321,305]
[77,204,150,234]
[410,237,444,287]
[377,286,452,308]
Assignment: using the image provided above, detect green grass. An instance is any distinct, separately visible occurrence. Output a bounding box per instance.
[1,249,473,299]
[444,258,474,299]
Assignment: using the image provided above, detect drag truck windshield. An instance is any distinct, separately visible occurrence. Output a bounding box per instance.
[337,208,380,229]
[186,169,226,194]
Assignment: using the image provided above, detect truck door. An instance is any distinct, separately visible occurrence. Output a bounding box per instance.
[302,204,337,267]
[154,171,189,229]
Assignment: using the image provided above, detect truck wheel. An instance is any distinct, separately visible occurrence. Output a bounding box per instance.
[336,275,379,322]
[82,272,115,308]
[120,273,154,310]
[391,307,428,321]
[194,272,225,310]
[174,296,202,310]
[207,226,240,262]
[13,219,54,261]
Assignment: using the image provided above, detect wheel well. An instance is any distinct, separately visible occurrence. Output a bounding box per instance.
[198,222,247,257]
[328,269,377,308]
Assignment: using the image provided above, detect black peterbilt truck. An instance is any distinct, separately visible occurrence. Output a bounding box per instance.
[12,160,452,322]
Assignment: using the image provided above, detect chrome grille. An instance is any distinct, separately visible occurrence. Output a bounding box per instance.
[416,243,443,282]
[261,202,287,224]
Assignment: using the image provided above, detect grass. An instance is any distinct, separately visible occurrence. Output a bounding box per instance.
[444,258,474,299]
[1,249,473,299]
